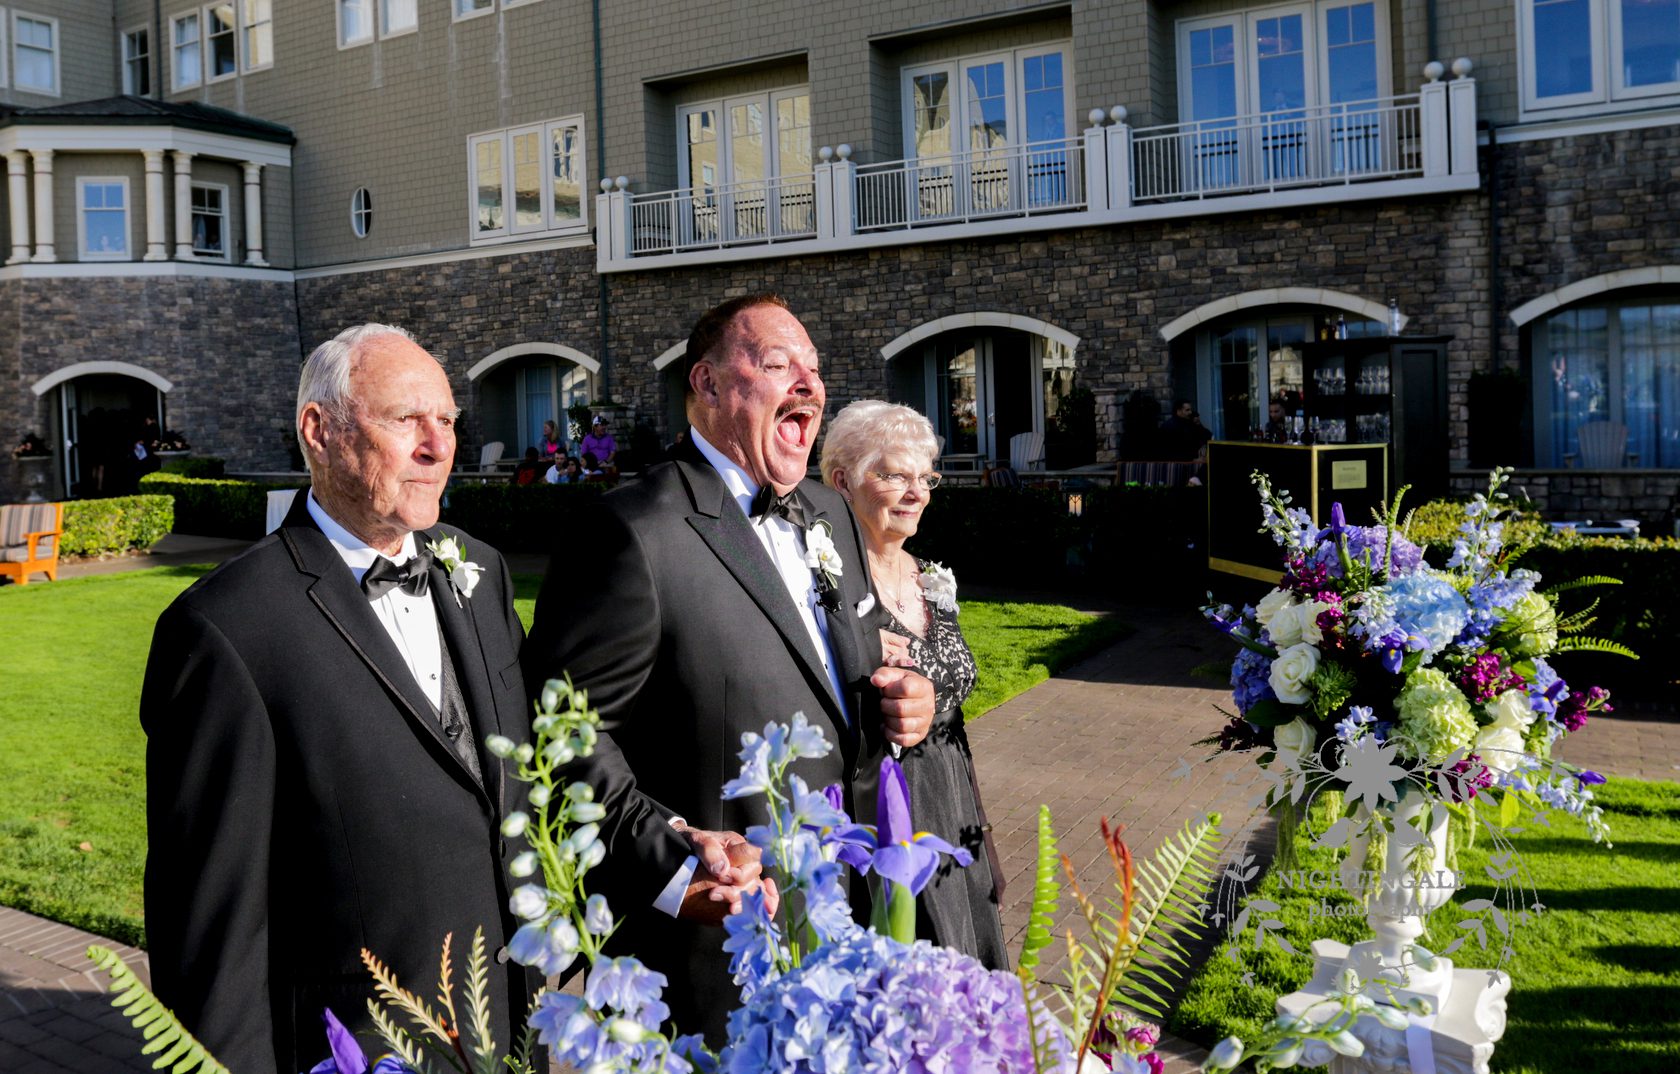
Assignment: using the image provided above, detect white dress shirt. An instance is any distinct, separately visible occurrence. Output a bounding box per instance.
[689,425,850,720]
[306,491,444,709]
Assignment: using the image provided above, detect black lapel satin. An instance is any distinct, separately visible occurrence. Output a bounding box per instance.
[423,531,502,796]
[277,495,492,801]
[676,453,851,731]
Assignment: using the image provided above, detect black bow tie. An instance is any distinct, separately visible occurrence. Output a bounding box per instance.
[360,551,433,600]
[750,484,809,529]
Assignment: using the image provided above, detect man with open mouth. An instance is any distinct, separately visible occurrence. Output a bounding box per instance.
[523,293,935,1042]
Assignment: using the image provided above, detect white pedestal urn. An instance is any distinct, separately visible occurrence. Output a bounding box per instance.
[16,453,51,502]
[1275,789,1511,1073]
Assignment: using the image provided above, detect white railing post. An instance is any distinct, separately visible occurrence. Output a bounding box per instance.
[594,179,629,270]
[1448,58,1478,177]
[1420,62,1449,178]
[830,144,856,239]
[814,149,835,239]
[1083,110,1109,213]
[1106,107,1133,212]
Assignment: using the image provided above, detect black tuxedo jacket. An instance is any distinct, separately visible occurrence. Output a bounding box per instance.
[141,494,533,1074]
[521,439,886,1040]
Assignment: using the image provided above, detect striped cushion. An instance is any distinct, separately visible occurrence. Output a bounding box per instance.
[1117,461,1199,487]
[1,504,59,554]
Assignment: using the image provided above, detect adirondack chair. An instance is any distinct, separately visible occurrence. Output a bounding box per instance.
[1575,421,1631,469]
[0,501,62,585]
[1009,430,1046,472]
[478,440,506,471]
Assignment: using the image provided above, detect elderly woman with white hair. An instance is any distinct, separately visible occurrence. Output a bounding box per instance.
[821,399,1008,968]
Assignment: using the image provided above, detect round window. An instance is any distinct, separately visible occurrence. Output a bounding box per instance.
[350,188,373,238]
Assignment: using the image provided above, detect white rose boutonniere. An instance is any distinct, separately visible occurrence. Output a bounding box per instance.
[918,561,959,614]
[426,533,484,606]
[804,520,844,611]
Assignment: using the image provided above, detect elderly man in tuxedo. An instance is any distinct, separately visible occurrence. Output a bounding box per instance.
[523,294,935,1042]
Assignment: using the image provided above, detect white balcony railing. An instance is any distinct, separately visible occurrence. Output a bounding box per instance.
[1131,94,1424,202]
[853,136,1087,231]
[596,62,1480,271]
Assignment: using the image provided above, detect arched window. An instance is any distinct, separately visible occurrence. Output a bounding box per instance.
[1531,295,1680,468]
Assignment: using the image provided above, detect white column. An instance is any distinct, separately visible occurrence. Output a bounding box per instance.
[142,150,168,261]
[29,149,54,262]
[241,161,267,266]
[6,151,31,264]
[1419,64,1450,179]
[1105,109,1133,212]
[1082,123,1109,213]
[1448,59,1479,178]
[173,150,195,260]
[829,150,855,239]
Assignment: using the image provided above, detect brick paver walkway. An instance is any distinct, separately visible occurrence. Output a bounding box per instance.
[4,565,1675,1071]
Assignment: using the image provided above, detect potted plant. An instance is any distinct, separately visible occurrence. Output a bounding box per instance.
[12,432,53,502]
[155,429,193,456]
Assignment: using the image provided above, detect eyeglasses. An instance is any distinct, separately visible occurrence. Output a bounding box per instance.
[868,471,942,491]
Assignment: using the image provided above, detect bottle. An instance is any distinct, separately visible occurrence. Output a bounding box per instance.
[1389,298,1402,335]
[1335,314,1348,340]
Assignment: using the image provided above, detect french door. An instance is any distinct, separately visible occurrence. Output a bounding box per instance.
[678,88,811,244]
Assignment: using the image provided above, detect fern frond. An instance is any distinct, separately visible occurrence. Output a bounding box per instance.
[1554,598,1601,632]
[1016,805,1061,977]
[501,989,543,1074]
[362,947,453,1045]
[1544,575,1623,596]
[462,929,498,1074]
[1551,635,1639,658]
[368,1000,441,1074]
[1106,815,1224,1017]
[85,946,233,1074]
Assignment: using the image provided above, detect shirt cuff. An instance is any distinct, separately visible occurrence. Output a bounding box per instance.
[653,855,699,917]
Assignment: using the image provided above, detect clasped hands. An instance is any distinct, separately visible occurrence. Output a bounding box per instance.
[674,823,780,925]
[876,631,935,749]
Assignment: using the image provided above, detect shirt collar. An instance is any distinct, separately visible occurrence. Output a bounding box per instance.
[306,489,419,580]
[689,425,759,520]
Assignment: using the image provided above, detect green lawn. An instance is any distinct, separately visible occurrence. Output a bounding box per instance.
[0,566,1127,947]
[1169,778,1680,1073]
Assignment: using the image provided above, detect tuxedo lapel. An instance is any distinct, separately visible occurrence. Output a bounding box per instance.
[422,532,504,806]
[277,497,491,802]
[676,455,849,730]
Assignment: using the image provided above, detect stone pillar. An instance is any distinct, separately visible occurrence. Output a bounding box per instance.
[173,150,195,260]
[241,162,267,266]
[143,150,168,261]
[1093,387,1120,464]
[6,151,30,264]
[29,149,54,262]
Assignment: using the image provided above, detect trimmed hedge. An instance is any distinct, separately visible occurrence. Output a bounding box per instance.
[441,482,605,552]
[159,456,226,479]
[139,473,305,539]
[59,494,174,557]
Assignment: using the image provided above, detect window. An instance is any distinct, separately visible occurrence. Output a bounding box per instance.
[13,12,59,95]
[1520,0,1680,113]
[676,88,813,243]
[338,0,373,47]
[242,0,271,71]
[454,0,493,19]
[78,179,131,261]
[203,3,235,80]
[888,330,1066,462]
[516,361,591,458]
[380,0,417,36]
[171,12,201,89]
[468,117,588,242]
[1533,297,1680,467]
[122,28,150,94]
[191,183,229,259]
[351,188,373,237]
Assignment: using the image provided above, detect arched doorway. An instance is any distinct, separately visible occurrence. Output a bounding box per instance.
[30,362,172,498]
[468,344,599,461]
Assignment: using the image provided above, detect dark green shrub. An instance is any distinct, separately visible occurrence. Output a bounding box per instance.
[442,482,605,552]
[59,495,174,556]
[159,456,226,479]
[907,486,1081,586]
[139,474,304,539]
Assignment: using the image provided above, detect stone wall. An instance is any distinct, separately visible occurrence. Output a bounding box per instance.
[1450,470,1680,529]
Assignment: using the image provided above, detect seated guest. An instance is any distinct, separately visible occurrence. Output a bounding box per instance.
[513,447,545,486]
[539,419,562,459]
[548,456,584,484]
[1159,398,1210,460]
[581,416,617,467]
[580,451,608,483]
[1264,398,1290,441]
[819,399,1009,969]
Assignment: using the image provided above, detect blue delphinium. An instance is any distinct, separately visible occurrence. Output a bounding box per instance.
[528,958,696,1074]
[1335,525,1423,578]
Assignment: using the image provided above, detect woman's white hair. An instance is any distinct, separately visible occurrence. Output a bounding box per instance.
[820,400,940,488]
[295,322,421,473]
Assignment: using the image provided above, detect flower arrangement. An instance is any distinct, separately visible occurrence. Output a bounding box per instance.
[11,432,50,459]
[157,429,193,452]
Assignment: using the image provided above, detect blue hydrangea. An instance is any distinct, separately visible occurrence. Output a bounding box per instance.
[1231,640,1276,713]
[1352,570,1470,659]
[1458,569,1540,647]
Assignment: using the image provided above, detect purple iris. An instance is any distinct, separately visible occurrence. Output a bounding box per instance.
[831,758,972,896]
[1320,502,1348,541]
[306,1009,413,1074]
[1575,770,1607,786]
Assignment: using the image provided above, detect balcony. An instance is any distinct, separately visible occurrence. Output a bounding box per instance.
[597,62,1479,273]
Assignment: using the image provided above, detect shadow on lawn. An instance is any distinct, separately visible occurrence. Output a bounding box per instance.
[1586,943,1680,974]
[1502,984,1680,1073]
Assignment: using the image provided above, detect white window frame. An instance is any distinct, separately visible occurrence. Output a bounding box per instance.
[170,10,202,90]
[122,26,151,95]
[12,10,60,97]
[1176,3,1392,122]
[453,0,495,22]
[678,86,811,190]
[899,43,1075,160]
[0,17,9,89]
[467,115,589,245]
[337,0,374,48]
[77,177,132,262]
[241,0,272,73]
[190,181,231,261]
[201,3,237,84]
[379,0,418,38]
[351,188,373,237]
[1518,0,1680,116]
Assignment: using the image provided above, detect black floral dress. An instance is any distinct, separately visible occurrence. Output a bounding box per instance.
[884,560,1009,969]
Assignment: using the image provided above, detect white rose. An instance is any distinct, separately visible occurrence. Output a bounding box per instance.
[1486,688,1536,734]
[451,561,483,598]
[1474,724,1527,775]
[1273,716,1319,770]
[1268,643,1321,705]
[1255,587,1295,628]
[1269,600,1329,647]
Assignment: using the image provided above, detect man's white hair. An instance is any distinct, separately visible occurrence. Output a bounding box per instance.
[295,323,423,473]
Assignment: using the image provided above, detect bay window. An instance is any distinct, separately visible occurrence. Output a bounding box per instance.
[468,117,588,243]
[78,179,131,261]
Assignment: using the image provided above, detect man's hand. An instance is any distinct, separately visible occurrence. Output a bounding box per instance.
[673,825,780,925]
[879,629,912,668]
[872,666,935,748]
